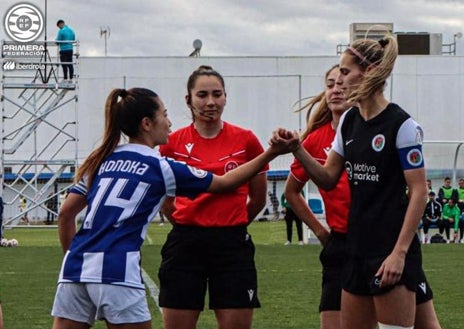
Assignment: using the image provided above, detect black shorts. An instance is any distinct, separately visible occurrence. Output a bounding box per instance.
[319,231,347,312]
[416,268,434,305]
[342,252,422,296]
[158,225,260,310]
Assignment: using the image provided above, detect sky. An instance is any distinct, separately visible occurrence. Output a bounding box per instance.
[1,0,463,57]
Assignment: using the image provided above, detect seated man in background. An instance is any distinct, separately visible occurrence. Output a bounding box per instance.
[422,191,442,244]
[440,198,461,243]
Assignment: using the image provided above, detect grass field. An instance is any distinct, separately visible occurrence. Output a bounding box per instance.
[0,221,462,329]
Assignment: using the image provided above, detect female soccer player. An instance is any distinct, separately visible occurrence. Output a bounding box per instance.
[278,35,429,329]
[285,64,440,329]
[51,87,298,329]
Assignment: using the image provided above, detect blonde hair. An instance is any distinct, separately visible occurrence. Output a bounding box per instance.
[344,34,398,103]
[298,64,338,141]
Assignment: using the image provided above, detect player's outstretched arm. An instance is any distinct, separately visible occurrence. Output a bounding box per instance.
[208,129,300,193]
[272,129,344,190]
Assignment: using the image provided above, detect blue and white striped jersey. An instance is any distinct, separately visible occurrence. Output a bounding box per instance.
[58,143,213,289]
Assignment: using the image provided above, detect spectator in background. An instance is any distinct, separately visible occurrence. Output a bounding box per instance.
[0,196,3,239]
[19,195,29,225]
[459,212,464,244]
[55,19,75,82]
[440,198,461,243]
[456,178,464,213]
[437,177,457,207]
[0,169,3,239]
[45,193,57,225]
[58,191,67,211]
[426,179,434,195]
[422,191,442,244]
[268,191,280,220]
[456,178,464,243]
[159,211,165,226]
[281,192,304,246]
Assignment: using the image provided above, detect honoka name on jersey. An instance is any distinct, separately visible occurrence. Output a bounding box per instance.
[98,159,149,176]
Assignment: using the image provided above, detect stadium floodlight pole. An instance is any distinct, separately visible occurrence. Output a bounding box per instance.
[44,0,47,44]
[100,26,110,56]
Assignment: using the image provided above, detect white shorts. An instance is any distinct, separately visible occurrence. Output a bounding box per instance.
[51,282,151,325]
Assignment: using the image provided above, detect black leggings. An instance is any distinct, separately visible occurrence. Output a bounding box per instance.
[59,50,74,79]
[284,208,303,242]
[438,219,454,240]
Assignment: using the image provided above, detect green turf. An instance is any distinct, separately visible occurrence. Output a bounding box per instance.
[0,221,462,328]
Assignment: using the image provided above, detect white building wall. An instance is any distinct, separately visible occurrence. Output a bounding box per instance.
[2,55,464,220]
[3,55,464,170]
[73,55,464,167]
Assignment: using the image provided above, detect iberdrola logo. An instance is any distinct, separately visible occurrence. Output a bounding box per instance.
[371,134,385,152]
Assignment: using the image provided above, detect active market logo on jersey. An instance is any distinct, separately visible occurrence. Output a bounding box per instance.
[4,3,44,43]
[345,161,380,183]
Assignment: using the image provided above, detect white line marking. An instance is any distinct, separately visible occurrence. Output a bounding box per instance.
[142,268,162,314]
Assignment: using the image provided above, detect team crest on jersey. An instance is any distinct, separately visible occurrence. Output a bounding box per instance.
[187,165,208,178]
[185,143,194,154]
[407,148,423,167]
[371,134,385,152]
[224,161,238,172]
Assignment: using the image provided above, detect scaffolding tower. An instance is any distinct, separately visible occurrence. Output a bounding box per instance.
[1,39,79,227]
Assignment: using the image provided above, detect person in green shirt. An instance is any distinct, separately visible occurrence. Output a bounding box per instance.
[456,178,464,242]
[438,177,457,207]
[456,178,464,212]
[440,199,461,243]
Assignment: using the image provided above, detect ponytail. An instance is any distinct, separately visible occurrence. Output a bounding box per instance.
[298,92,332,141]
[298,64,339,140]
[345,34,398,103]
[75,88,124,188]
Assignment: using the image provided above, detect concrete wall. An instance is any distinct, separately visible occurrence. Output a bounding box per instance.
[3,55,464,168]
[78,55,464,171]
[2,55,464,221]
